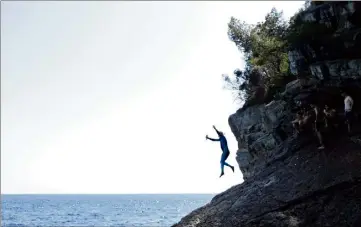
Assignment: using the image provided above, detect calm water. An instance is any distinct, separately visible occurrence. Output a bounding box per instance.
[1,194,213,227]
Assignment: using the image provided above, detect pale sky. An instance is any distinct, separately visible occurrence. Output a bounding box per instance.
[1,1,304,194]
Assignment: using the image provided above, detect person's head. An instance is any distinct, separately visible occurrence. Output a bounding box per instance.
[325,105,330,110]
[217,131,224,137]
[311,103,320,111]
[341,91,347,97]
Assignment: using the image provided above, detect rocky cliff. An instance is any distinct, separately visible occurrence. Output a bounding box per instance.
[173,2,361,227]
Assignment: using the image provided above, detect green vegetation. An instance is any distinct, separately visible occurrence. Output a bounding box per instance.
[223,2,324,106]
[223,8,293,105]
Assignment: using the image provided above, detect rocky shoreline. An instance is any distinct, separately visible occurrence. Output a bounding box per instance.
[173,2,361,227]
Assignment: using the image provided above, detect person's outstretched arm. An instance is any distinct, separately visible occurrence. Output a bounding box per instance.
[213,125,220,133]
[213,125,223,137]
[206,135,220,141]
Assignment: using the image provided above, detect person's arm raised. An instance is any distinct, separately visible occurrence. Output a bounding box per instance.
[213,125,225,137]
[213,125,221,134]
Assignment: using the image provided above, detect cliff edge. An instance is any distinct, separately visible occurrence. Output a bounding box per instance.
[173,2,361,227]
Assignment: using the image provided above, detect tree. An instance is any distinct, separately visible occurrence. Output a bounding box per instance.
[222,69,250,103]
[224,8,294,105]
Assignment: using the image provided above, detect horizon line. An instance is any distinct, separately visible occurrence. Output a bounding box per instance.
[1,193,216,195]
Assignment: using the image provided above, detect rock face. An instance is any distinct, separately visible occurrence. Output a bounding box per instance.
[173,2,361,227]
[173,138,361,227]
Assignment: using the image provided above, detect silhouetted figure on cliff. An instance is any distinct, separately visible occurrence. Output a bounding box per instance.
[323,105,337,129]
[292,110,312,135]
[292,112,303,134]
[206,125,235,178]
[310,104,325,150]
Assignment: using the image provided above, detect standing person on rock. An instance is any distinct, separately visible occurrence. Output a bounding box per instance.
[323,105,337,129]
[342,91,354,134]
[310,104,326,150]
[206,125,235,178]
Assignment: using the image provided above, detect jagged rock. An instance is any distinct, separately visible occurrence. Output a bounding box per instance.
[301,2,359,30]
[289,28,361,69]
[310,59,361,81]
[227,99,293,180]
[173,137,361,227]
[288,49,306,76]
[288,2,361,77]
[173,2,361,227]
[281,78,318,99]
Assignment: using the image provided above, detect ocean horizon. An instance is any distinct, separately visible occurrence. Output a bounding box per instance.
[1,194,214,227]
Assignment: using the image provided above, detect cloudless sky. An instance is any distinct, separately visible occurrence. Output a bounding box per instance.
[1,1,304,194]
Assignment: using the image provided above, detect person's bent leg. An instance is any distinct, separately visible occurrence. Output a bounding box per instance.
[346,111,352,134]
[219,161,225,178]
[224,162,232,167]
[219,151,229,177]
[220,155,225,177]
[316,131,325,149]
[315,122,325,149]
[224,162,235,172]
[325,118,329,128]
[346,111,352,133]
[220,161,225,173]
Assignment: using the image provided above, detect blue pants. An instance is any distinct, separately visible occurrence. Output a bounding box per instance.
[220,150,231,173]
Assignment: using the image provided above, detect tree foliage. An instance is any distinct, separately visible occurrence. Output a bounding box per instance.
[223,8,297,105]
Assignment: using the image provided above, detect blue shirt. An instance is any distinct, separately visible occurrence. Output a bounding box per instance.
[219,135,229,152]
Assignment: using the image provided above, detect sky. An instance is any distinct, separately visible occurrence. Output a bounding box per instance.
[1,1,304,194]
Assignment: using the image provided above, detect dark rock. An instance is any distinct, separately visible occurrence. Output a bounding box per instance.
[173,138,361,227]
[301,2,360,31]
[310,59,361,81]
[173,2,361,227]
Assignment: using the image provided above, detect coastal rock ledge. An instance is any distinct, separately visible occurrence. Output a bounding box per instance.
[173,2,361,227]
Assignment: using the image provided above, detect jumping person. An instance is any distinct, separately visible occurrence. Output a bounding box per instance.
[341,92,354,134]
[206,125,235,178]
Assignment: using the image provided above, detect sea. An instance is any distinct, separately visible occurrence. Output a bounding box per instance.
[1,194,213,227]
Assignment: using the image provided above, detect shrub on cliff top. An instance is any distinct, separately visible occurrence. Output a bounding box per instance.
[223,8,295,105]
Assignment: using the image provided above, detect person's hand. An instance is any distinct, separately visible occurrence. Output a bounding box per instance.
[205,135,209,140]
[213,125,216,129]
